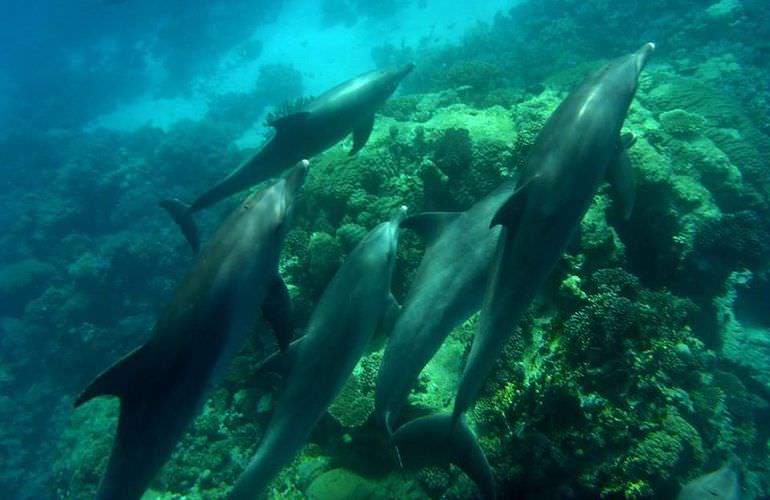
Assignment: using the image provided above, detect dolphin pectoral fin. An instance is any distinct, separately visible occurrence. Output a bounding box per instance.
[160,198,200,254]
[262,276,295,352]
[74,343,152,408]
[606,133,637,220]
[268,111,311,133]
[377,292,402,337]
[490,182,530,229]
[392,413,496,500]
[400,211,461,246]
[349,115,375,156]
[255,337,305,377]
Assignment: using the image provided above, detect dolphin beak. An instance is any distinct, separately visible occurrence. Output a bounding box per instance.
[634,42,655,72]
[285,159,309,194]
[398,62,416,80]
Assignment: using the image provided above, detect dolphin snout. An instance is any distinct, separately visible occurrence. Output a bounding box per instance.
[634,42,655,72]
[398,62,416,79]
[285,159,309,194]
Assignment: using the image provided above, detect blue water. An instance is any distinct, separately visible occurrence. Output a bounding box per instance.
[1,0,769,498]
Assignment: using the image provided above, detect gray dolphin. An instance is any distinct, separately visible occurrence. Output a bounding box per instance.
[74,161,309,500]
[228,208,406,499]
[677,461,741,500]
[162,64,415,253]
[375,180,516,435]
[452,42,655,423]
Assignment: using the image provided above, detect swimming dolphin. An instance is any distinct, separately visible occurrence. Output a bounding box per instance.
[452,43,655,423]
[677,461,741,500]
[228,208,406,499]
[162,64,415,253]
[74,161,309,500]
[375,179,516,435]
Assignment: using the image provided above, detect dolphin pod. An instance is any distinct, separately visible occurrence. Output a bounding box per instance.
[229,207,405,499]
[451,42,654,426]
[76,44,666,499]
[162,63,415,253]
[74,161,308,500]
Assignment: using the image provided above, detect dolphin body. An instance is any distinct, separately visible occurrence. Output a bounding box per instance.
[228,208,405,499]
[74,162,309,500]
[374,179,516,435]
[163,64,415,253]
[452,43,655,423]
[677,462,741,500]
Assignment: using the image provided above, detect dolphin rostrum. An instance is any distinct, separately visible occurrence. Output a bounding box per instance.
[162,64,415,253]
[375,179,516,435]
[228,207,406,499]
[74,161,309,500]
[452,43,655,423]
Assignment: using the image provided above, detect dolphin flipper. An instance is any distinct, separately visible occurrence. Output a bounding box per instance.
[262,276,295,352]
[255,337,305,377]
[160,198,200,254]
[490,182,530,230]
[350,115,375,156]
[606,132,637,219]
[378,292,401,337]
[391,413,495,500]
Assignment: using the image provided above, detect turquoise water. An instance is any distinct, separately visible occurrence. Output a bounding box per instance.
[0,0,768,498]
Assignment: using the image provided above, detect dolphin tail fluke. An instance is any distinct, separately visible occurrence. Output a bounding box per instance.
[391,413,495,500]
[160,198,200,254]
[74,344,151,408]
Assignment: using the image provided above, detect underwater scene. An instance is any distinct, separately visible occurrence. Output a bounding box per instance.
[1,0,769,498]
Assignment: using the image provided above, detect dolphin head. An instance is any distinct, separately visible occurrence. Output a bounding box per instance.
[595,42,655,104]
[370,63,416,99]
[229,160,308,264]
[270,159,309,231]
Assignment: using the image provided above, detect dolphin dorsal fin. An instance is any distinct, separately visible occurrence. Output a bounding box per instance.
[268,111,311,133]
[490,181,530,230]
[74,343,152,408]
[350,115,375,156]
[391,413,496,500]
[400,211,461,247]
[606,132,637,220]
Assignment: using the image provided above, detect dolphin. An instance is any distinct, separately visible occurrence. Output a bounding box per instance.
[451,43,655,423]
[374,179,516,435]
[228,207,406,499]
[677,461,741,500]
[162,63,415,253]
[73,161,309,500]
